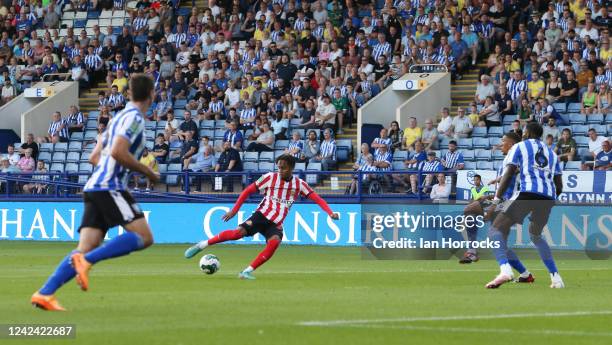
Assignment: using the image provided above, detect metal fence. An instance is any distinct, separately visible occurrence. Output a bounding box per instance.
[0,170,451,202]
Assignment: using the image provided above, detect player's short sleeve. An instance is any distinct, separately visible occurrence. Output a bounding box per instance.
[457,152,464,164]
[298,178,314,197]
[507,143,522,167]
[115,114,142,142]
[255,172,273,190]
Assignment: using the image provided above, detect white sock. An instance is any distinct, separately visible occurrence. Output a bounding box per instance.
[243,266,254,273]
[520,270,531,278]
[196,240,209,250]
[500,263,513,277]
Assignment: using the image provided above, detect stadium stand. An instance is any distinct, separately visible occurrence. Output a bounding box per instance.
[0,0,611,199]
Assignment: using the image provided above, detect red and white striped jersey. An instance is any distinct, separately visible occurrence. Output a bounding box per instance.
[255,172,314,225]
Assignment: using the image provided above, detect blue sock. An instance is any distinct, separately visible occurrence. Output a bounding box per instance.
[467,225,478,242]
[39,250,78,295]
[531,235,558,274]
[488,226,509,265]
[85,232,145,264]
[506,249,527,274]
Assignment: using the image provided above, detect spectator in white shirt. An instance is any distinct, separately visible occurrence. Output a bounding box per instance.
[582,128,608,168]
[430,173,451,201]
[3,144,21,167]
[475,75,495,105]
[437,107,453,139]
[314,94,337,131]
[451,107,473,139]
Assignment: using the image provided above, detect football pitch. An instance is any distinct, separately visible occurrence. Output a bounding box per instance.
[1,242,611,345]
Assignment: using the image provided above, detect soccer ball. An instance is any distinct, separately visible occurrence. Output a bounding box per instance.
[199,254,220,275]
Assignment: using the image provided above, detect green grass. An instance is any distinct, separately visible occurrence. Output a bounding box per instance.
[1,242,611,345]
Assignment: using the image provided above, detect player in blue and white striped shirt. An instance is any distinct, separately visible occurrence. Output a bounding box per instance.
[486,122,564,289]
[33,75,159,311]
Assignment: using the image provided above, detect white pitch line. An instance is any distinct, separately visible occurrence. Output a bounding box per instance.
[298,310,612,327]
[339,324,612,338]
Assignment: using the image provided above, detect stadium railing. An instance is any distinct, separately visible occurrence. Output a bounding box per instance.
[0,170,445,202]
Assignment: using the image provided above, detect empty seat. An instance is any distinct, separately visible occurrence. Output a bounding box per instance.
[493,160,502,170]
[200,129,214,138]
[243,151,258,162]
[393,150,409,161]
[477,161,494,170]
[574,136,589,147]
[569,113,586,124]
[66,151,80,163]
[473,137,489,149]
[243,162,258,171]
[462,150,475,161]
[457,138,473,149]
[52,152,66,162]
[40,143,54,152]
[166,164,182,185]
[258,162,275,171]
[439,137,451,149]
[475,149,491,161]
[79,163,93,172]
[571,125,588,136]
[488,126,503,137]
[259,151,274,162]
[471,127,487,137]
[213,129,225,140]
[274,140,289,149]
[200,120,215,129]
[489,137,501,147]
[294,162,306,171]
[567,103,581,113]
[84,131,98,141]
[65,163,79,173]
[392,161,406,170]
[289,118,302,127]
[156,120,167,129]
[80,152,91,163]
[145,121,157,130]
[50,163,65,172]
[564,161,581,171]
[502,115,517,125]
[553,103,566,112]
[70,132,84,141]
[605,114,612,124]
[305,162,321,184]
[54,142,68,152]
[464,161,477,170]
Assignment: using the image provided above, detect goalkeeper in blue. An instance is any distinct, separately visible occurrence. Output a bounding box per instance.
[485,122,564,289]
[31,75,159,311]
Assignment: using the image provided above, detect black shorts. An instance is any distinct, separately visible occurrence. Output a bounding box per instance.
[79,191,145,233]
[239,211,283,240]
[499,192,555,231]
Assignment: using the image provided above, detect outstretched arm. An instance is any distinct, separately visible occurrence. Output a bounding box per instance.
[223,183,258,221]
[307,192,339,219]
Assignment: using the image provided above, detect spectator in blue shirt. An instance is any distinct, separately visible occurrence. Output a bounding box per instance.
[594,140,611,171]
[450,31,469,79]
[223,121,243,151]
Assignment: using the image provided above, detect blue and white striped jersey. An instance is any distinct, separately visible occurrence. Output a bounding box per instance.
[287,140,303,158]
[507,139,562,200]
[84,103,146,192]
[443,150,464,169]
[374,151,392,171]
[320,139,336,160]
[422,160,443,172]
[497,152,519,200]
[372,137,392,155]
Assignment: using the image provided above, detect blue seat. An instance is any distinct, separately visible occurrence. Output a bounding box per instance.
[51,152,66,162]
[274,140,289,149]
[259,151,274,162]
[40,143,54,153]
[336,139,352,162]
[489,137,501,147]
[65,163,79,173]
[80,152,91,163]
[66,151,80,163]
[243,152,258,162]
[502,115,516,125]
[243,162,258,171]
[462,150,475,161]
[464,161,477,170]
[605,114,612,124]
[156,120,167,129]
[473,137,489,149]
[564,161,581,171]
[50,163,65,173]
[158,163,167,183]
[289,119,302,128]
[294,162,306,171]
[84,130,97,141]
[571,124,588,136]
[200,120,215,130]
[54,142,68,152]
[258,162,275,171]
[553,103,566,112]
[471,127,487,137]
[488,126,503,137]
[78,163,93,172]
[70,132,84,142]
[457,138,473,149]
[305,163,321,184]
[569,113,586,125]
[475,149,491,161]
[199,129,214,138]
[165,164,182,185]
[87,111,99,119]
[587,113,604,124]
[393,150,409,161]
[492,149,504,160]
[214,129,225,140]
[574,136,589,148]
[477,161,494,170]
[567,103,582,113]
[493,160,503,171]
[503,125,513,134]
[439,137,451,149]
[591,124,607,136]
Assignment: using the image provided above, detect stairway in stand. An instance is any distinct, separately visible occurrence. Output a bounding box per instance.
[79,81,106,116]
[450,63,485,116]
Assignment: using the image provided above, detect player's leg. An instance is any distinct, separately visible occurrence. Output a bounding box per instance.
[184,226,248,258]
[506,248,534,283]
[459,202,483,264]
[527,200,564,288]
[485,204,519,288]
[32,227,105,311]
[239,232,282,280]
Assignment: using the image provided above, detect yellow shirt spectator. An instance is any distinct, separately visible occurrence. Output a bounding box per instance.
[570,1,587,23]
[468,113,480,126]
[253,28,268,41]
[528,79,545,99]
[112,77,128,93]
[600,48,610,61]
[140,152,158,173]
[403,127,422,148]
[505,60,521,73]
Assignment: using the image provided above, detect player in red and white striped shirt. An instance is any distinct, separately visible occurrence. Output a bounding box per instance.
[184,154,339,279]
